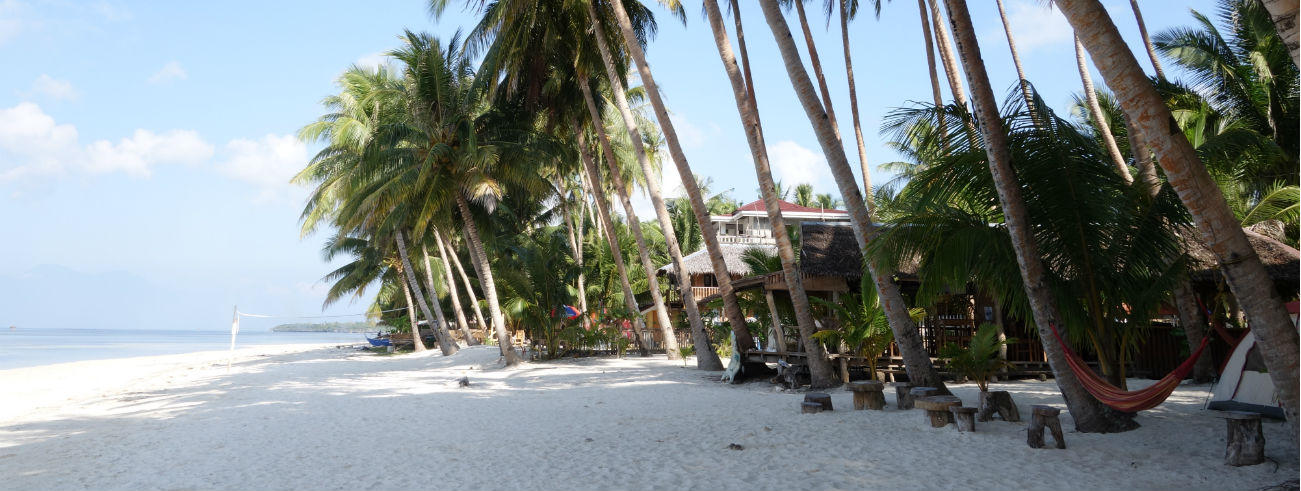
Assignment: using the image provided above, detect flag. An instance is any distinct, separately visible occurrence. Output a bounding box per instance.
[562,305,581,320]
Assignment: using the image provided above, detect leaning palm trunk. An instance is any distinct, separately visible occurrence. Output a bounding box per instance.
[424,243,476,345]
[395,230,457,356]
[604,0,757,370]
[731,0,763,134]
[1129,0,1167,79]
[793,0,842,141]
[433,230,479,346]
[569,115,664,360]
[560,187,594,331]
[1074,36,1132,182]
[444,233,489,338]
[758,0,948,392]
[994,0,1035,109]
[917,0,947,143]
[576,83,680,360]
[943,0,1137,432]
[838,0,874,207]
[396,262,424,350]
[1058,0,1299,432]
[1173,280,1216,382]
[1260,0,1300,67]
[704,0,837,387]
[588,2,731,366]
[926,0,969,110]
[454,193,522,365]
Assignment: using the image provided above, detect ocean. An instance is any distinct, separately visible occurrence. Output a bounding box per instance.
[0,328,371,370]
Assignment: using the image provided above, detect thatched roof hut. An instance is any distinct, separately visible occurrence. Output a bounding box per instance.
[657,243,778,280]
[1186,229,1299,286]
[799,223,922,279]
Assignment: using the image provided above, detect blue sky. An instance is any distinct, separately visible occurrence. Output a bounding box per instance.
[0,0,1215,330]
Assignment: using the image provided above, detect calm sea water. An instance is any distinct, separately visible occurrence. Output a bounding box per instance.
[0,328,370,370]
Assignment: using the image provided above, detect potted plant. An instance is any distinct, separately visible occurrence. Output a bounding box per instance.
[939,323,1020,422]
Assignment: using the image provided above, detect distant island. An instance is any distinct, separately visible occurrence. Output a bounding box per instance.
[272,322,375,333]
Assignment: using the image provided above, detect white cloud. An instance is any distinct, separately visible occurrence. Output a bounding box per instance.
[27,74,78,101]
[668,114,706,149]
[355,51,392,72]
[216,134,309,201]
[0,102,79,181]
[997,1,1073,54]
[84,129,213,176]
[148,61,187,84]
[767,140,833,193]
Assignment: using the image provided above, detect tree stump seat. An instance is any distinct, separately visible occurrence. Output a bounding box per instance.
[803,392,833,412]
[906,386,939,412]
[1218,411,1265,466]
[915,395,962,428]
[846,381,886,410]
[800,401,825,414]
[976,390,1021,422]
[950,406,978,432]
[1027,405,1065,449]
[893,383,914,409]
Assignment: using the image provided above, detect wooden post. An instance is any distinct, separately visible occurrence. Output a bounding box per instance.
[894,382,915,409]
[765,289,786,355]
[950,406,978,432]
[1027,405,1065,449]
[1219,411,1265,466]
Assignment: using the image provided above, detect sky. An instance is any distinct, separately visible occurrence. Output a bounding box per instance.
[0,0,1217,330]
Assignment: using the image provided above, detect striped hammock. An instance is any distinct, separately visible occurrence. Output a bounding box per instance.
[1048,322,1211,413]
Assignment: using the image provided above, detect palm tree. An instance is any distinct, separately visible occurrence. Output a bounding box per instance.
[993,0,1034,107]
[1058,0,1299,431]
[832,0,879,207]
[755,0,949,391]
[704,0,840,387]
[794,183,815,207]
[814,193,842,210]
[939,0,1137,432]
[432,229,479,345]
[1074,37,1133,181]
[599,0,759,372]
[1259,0,1299,66]
[916,0,948,143]
[926,0,970,110]
[1128,0,1167,78]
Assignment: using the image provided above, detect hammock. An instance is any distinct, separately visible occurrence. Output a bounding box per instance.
[1048,322,1211,413]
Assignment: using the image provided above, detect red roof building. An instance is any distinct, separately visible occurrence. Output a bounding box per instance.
[710,199,849,245]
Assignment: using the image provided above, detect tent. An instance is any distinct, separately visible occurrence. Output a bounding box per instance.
[1205,301,1298,419]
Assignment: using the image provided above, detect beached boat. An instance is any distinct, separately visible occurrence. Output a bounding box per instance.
[365,336,391,347]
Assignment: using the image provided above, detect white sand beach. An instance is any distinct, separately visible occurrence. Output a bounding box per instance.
[1,344,1296,491]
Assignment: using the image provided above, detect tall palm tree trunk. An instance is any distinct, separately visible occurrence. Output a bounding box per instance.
[927,0,970,110]
[396,262,424,350]
[603,0,758,370]
[395,230,457,355]
[1128,0,1167,79]
[1260,0,1300,67]
[1058,0,1299,431]
[454,193,522,365]
[704,0,837,387]
[423,242,475,346]
[1173,280,1216,382]
[576,82,681,360]
[444,233,489,338]
[942,0,1137,432]
[731,0,763,134]
[570,115,666,361]
[757,0,948,392]
[792,0,842,140]
[1074,36,1132,182]
[560,186,594,331]
[994,0,1035,108]
[433,230,479,346]
[588,2,734,366]
[917,0,947,142]
[838,0,874,207]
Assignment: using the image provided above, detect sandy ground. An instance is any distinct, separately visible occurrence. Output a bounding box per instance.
[1,343,1297,490]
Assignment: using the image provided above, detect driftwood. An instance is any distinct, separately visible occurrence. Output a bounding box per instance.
[1219,411,1265,466]
[950,406,978,432]
[846,381,886,410]
[976,390,1020,422]
[1027,405,1065,449]
[915,395,962,428]
[804,392,834,411]
[893,382,915,409]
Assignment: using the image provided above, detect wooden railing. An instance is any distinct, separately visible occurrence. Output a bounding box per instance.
[715,235,773,245]
[691,287,719,301]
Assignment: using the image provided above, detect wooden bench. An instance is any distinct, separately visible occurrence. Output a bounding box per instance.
[846,381,885,410]
[915,395,962,428]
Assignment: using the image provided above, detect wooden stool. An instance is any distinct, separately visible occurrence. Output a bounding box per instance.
[976,390,1021,422]
[915,395,962,428]
[800,401,824,414]
[1027,405,1065,449]
[893,382,914,409]
[1219,411,1265,466]
[950,406,978,432]
[846,381,886,410]
[804,392,833,411]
